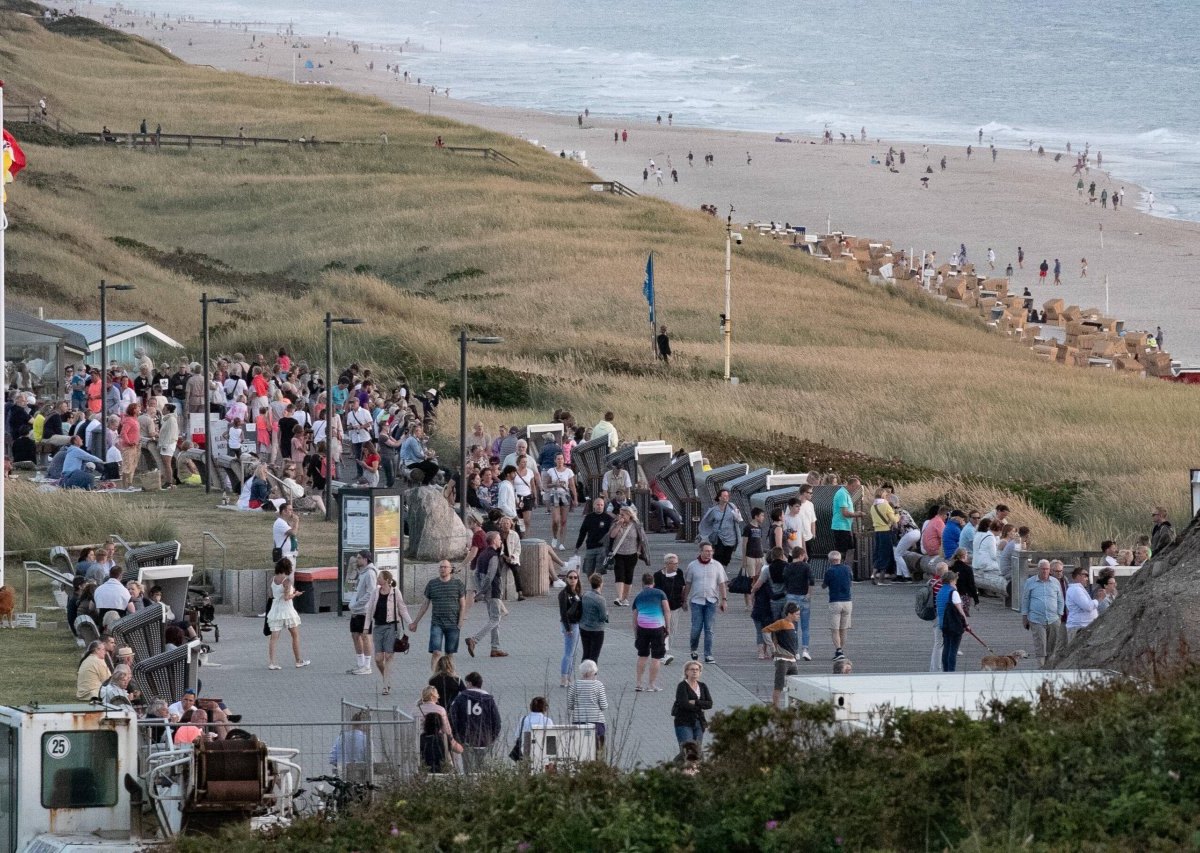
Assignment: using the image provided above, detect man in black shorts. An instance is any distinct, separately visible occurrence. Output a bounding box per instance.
[653,554,686,665]
[631,573,670,692]
[347,550,377,675]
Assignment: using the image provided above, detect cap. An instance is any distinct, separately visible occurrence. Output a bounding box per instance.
[117,647,134,658]
[357,549,373,560]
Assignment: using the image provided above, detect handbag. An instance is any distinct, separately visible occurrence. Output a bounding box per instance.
[391,591,410,653]
[729,570,753,595]
[604,524,635,570]
[509,714,528,761]
[261,595,272,636]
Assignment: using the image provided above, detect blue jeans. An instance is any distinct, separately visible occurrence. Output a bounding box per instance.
[785,594,811,648]
[689,601,717,658]
[942,631,962,672]
[873,531,894,572]
[753,617,768,646]
[674,722,704,746]
[561,624,579,677]
[428,623,460,654]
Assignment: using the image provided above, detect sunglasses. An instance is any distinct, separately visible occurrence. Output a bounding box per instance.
[567,575,579,579]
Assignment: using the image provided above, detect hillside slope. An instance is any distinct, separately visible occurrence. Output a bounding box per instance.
[2,10,1196,545]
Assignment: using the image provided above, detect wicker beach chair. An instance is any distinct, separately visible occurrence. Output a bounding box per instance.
[109,603,166,663]
[132,640,201,703]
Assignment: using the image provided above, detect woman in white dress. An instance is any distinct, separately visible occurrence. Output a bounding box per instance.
[541,452,577,550]
[267,558,310,670]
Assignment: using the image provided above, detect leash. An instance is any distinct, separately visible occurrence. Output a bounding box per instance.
[966,627,997,655]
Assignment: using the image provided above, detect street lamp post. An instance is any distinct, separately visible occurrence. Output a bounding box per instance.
[199,292,239,493]
[325,313,365,521]
[723,207,734,382]
[98,280,135,458]
[458,330,504,525]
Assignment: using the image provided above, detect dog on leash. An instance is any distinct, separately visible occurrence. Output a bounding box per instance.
[0,586,15,628]
[980,649,1028,671]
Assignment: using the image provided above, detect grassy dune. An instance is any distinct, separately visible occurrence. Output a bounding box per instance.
[3,11,1198,548]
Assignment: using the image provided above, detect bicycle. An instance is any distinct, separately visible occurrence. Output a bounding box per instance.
[297,774,376,819]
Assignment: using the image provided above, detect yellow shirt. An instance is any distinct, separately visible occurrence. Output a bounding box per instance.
[76,655,111,700]
[870,500,898,533]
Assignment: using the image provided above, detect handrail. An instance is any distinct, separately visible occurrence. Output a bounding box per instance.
[21,561,73,611]
[442,145,518,165]
[200,531,227,587]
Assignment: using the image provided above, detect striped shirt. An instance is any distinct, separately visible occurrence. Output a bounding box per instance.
[567,679,608,724]
[422,578,465,628]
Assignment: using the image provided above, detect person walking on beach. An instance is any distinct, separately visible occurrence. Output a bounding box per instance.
[1080,258,1088,278]
[978,128,983,144]
[1088,181,1096,202]
[613,130,618,144]
[987,248,995,270]
[991,145,997,162]
[656,168,664,186]
[1039,259,1049,283]
[1053,258,1062,285]
[622,129,628,143]
[687,150,694,167]
[1100,188,1108,208]
[1147,190,1154,211]
[746,151,752,166]
[959,243,968,265]
[966,144,972,160]
[1018,246,1024,269]
[642,168,649,185]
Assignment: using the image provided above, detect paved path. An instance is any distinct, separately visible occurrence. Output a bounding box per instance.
[203,507,1036,774]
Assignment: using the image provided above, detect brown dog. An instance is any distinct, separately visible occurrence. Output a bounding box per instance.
[0,586,15,628]
[980,649,1028,671]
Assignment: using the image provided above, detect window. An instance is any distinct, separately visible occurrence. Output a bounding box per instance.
[40,731,118,809]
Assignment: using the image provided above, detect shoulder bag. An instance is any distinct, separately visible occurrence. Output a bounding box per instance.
[391,591,410,653]
[509,714,529,761]
[604,524,634,571]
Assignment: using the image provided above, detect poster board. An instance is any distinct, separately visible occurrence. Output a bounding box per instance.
[337,487,404,614]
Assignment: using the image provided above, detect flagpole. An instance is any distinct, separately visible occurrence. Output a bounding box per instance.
[1,79,7,589]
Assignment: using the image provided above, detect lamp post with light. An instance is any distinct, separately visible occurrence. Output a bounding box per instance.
[200,293,239,493]
[325,314,365,521]
[458,330,503,524]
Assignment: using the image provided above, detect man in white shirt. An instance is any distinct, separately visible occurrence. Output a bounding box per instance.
[601,461,632,499]
[272,502,299,563]
[783,489,816,554]
[344,398,374,475]
[93,566,132,613]
[682,543,728,664]
[1065,566,1099,641]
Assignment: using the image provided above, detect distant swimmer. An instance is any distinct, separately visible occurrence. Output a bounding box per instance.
[978,128,983,143]
[1080,258,1088,278]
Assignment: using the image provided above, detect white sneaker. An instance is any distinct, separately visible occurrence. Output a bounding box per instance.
[663,654,674,666]
[552,579,566,589]
[801,648,812,661]
[556,542,566,551]
[551,538,559,549]
[352,666,372,675]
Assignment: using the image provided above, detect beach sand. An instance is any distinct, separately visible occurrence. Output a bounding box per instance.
[68,5,1200,364]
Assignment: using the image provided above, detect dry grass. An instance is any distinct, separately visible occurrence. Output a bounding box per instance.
[3,480,177,554]
[3,11,1197,552]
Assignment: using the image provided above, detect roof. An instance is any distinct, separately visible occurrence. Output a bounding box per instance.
[6,308,89,353]
[45,319,184,353]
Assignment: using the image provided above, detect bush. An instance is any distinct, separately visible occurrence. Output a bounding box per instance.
[172,668,1200,852]
[3,481,177,553]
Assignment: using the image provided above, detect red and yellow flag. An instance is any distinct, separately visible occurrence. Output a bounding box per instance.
[2,128,24,203]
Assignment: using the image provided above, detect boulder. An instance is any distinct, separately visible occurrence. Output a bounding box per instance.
[1054,513,1198,675]
[405,486,469,561]
[974,567,1007,598]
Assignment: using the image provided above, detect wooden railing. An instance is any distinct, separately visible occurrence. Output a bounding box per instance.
[78,130,342,148]
[441,146,518,165]
[584,180,638,198]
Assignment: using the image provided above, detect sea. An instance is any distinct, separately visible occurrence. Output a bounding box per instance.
[111,0,1200,222]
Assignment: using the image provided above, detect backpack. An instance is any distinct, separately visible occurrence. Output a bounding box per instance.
[915,584,937,621]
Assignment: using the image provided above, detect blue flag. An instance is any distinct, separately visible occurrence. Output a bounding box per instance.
[642,252,656,327]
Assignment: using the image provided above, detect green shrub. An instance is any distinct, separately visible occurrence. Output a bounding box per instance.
[173,668,1200,852]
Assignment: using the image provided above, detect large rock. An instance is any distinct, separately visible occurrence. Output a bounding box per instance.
[406,486,469,561]
[1054,514,1198,675]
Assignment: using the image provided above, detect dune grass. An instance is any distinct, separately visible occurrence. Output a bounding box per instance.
[3,481,177,555]
[3,10,1198,551]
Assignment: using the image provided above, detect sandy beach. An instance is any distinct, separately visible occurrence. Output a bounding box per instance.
[63,4,1200,364]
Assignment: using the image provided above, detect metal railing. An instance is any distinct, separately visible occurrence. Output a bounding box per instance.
[200,532,227,588]
[21,561,72,611]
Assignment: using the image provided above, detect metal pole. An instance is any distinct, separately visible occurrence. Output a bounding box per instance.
[99,281,108,459]
[459,329,468,525]
[723,213,732,382]
[324,313,334,522]
[201,293,212,493]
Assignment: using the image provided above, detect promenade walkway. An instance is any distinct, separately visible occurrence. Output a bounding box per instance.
[202,506,1034,770]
